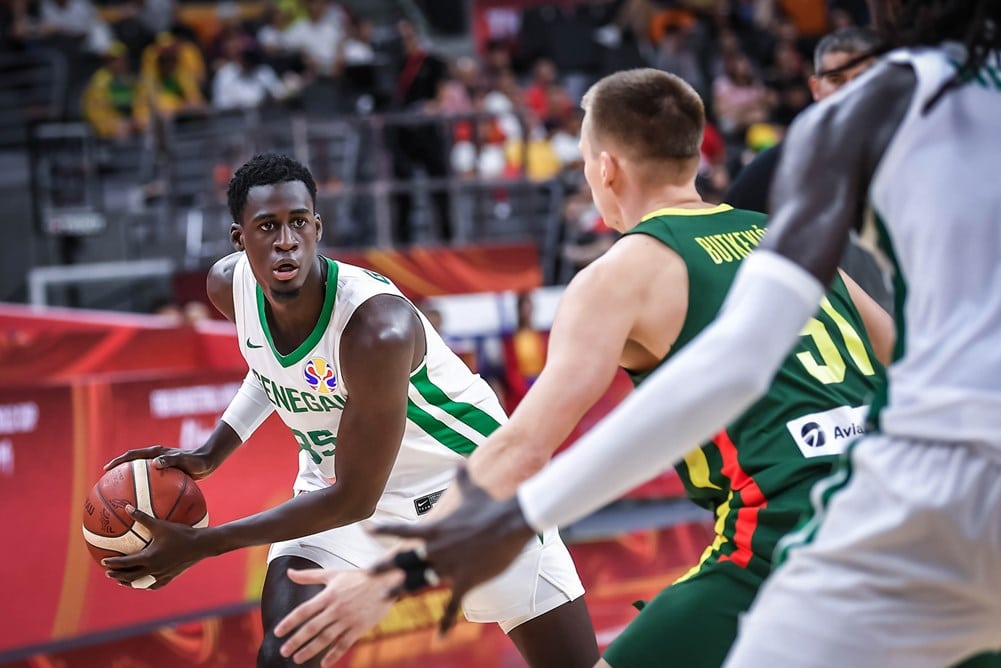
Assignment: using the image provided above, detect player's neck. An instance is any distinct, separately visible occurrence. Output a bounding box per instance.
[263,256,327,353]
[619,182,710,232]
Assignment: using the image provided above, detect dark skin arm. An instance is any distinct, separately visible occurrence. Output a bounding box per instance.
[762,61,916,283]
[105,292,426,588]
[371,61,920,632]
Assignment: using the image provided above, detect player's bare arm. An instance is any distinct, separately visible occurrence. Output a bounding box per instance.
[467,236,684,498]
[103,294,425,588]
[103,252,253,480]
[206,251,241,322]
[839,269,895,366]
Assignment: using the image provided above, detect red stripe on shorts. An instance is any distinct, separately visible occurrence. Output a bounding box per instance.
[714,429,766,568]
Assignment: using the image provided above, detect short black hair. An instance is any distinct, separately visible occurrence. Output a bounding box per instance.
[226,153,317,224]
[813,27,880,73]
[874,0,1000,111]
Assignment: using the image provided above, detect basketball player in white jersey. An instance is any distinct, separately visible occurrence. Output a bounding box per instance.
[102,153,597,667]
[369,2,1001,666]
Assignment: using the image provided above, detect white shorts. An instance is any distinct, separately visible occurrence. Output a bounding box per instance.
[725,435,1001,668]
[268,520,584,634]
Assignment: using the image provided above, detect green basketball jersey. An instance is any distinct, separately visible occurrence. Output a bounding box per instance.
[625,204,884,578]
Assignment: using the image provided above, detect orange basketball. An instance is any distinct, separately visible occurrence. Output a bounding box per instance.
[82,460,208,588]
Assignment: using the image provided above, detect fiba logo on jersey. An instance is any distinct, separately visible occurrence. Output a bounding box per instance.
[800,422,827,448]
[303,357,337,394]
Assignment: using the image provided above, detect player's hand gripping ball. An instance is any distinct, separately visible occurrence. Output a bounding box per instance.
[81,460,208,589]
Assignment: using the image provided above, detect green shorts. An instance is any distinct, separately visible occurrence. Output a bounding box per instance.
[604,560,763,668]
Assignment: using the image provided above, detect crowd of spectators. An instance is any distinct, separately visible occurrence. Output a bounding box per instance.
[2,0,871,252]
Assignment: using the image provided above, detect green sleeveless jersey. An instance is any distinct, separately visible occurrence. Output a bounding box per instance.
[625,204,884,578]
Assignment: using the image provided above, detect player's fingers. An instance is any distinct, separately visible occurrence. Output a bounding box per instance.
[370,556,396,576]
[103,446,167,470]
[438,590,463,636]
[320,645,346,668]
[278,602,323,652]
[105,567,143,583]
[320,630,361,668]
[285,567,329,587]
[102,554,142,569]
[152,453,179,469]
[453,465,474,493]
[125,504,158,531]
[383,580,408,600]
[157,452,206,477]
[279,609,332,658]
[290,620,347,665]
[274,588,332,638]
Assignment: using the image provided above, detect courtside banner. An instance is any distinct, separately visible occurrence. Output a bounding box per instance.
[0,304,245,386]
[0,385,78,657]
[0,372,297,658]
[5,523,714,667]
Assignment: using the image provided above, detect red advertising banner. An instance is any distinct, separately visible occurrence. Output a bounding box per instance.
[7,522,714,668]
[0,305,245,386]
[0,385,78,657]
[0,372,299,658]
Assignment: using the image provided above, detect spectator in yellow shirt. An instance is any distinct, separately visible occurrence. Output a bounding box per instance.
[135,33,206,126]
[82,41,145,139]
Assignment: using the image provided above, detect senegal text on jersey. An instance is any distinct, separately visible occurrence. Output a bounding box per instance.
[253,369,346,413]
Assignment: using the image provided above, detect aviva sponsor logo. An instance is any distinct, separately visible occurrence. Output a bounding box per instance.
[253,369,345,413]
[303,357,337,394]
[786,405,868,459]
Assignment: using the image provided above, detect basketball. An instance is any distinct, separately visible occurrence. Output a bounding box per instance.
[82,460,209,588]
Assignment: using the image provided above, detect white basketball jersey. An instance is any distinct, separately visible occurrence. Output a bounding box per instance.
[869,46,1001,447]
[232,254,507,522]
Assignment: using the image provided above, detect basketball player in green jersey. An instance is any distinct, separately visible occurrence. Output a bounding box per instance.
[358,2,1001,666]
[273,69,894,668]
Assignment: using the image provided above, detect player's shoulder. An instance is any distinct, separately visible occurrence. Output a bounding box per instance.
[206,252,243,322]
[332,260,417,339]
[331,259,393,287]
[569,233,684,301]
[330,260,403,309]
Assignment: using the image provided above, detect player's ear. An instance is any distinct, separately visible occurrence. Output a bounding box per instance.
[599,151,616,187]
[314,213,323,243]
[808,75,821,102]
[230,223,245,251]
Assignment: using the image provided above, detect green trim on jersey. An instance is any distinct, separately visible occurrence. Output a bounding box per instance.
[410,366,502,438]
[405,400,480,455]
[256,257,339,368]
[867,211,907,431]
[404,363,502,456]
